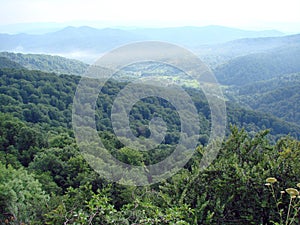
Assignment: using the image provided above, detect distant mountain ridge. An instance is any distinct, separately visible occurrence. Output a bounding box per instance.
[198,33,300,59]
[0,25,285,62]
[130,25,283,46]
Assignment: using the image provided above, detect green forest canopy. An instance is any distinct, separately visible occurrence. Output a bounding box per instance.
[0,66,300,224]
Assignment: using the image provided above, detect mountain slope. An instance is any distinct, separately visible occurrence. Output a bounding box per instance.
[0,26,143,54]
[197,33,300,67]
[0,56,24,69]
[0,65,299,140]
[0,52,88,76]
[131,25,283,46]
[226,73,300,126]
[214,45,300,85]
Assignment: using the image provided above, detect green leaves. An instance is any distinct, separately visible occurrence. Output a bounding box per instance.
[0,164,49,224]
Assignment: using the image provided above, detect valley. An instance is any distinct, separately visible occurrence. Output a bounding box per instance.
[0,25,300,224]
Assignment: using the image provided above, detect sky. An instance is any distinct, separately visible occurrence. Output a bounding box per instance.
[0,0,300,33]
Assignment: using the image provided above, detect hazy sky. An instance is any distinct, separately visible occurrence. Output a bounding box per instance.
[0,0,300,32]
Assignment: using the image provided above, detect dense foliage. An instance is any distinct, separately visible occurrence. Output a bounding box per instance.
[1,66,300,224]
[226,73,300,126]
[1,111,300,224]
[214,46,300,85]
[0,68,298,139]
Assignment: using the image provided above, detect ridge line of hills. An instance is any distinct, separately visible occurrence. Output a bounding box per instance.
[0,25,293,63]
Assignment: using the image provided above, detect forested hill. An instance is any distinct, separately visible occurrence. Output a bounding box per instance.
[0,52,88,76]
[226,72,300,126]
[0,67,299,140]
[0,52,299,138]
[214,45,300,85]
[0,56,24,69]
